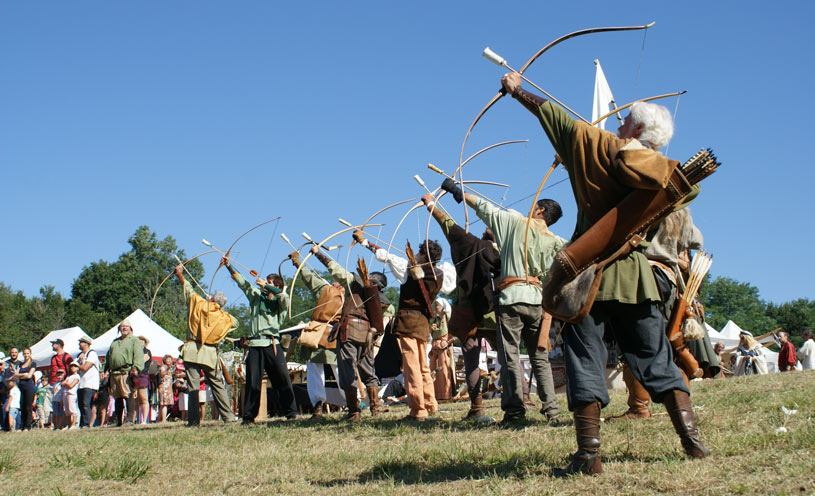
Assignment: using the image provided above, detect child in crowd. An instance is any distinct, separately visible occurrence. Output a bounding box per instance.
[52,376,64,429]
[61,362,81,429]
[5,378,20,432]
[36,375,48,428]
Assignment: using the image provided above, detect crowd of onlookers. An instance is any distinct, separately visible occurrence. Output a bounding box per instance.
[0,336,236,432]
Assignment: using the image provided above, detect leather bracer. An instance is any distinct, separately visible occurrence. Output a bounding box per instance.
[512,87,547,115]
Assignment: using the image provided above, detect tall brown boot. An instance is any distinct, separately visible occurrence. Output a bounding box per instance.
[663,389,710,459]
[606,366,651,422]
[555,402,603,477]
[367,386,388,416]
[464,395,484,419]
[344,390,361,423]
[309,400,324,420]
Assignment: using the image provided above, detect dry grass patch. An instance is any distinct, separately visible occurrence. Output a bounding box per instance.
[1,371,814,495]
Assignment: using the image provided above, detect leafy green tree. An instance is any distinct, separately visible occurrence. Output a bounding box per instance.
[765,298,815,346]
[68,226,204,338]
[0,283,32,350]
[699,276,777,334]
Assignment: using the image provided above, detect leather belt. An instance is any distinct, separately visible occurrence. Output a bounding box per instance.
[496,276,541,292]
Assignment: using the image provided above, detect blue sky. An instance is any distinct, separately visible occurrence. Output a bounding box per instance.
[1,1,812,310]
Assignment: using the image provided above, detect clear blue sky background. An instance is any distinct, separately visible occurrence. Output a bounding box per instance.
[1,1,812,310]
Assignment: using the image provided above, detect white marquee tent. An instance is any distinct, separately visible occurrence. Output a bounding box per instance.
[29,326,93,366]
[92,309,183,360]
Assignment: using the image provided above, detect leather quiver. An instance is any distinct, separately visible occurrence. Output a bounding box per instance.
[361,285,385,335]
[543,168,692,323]
[559,168,692,280]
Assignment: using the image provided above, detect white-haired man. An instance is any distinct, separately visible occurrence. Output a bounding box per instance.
[501,72,708,475]
[174,265,238,425]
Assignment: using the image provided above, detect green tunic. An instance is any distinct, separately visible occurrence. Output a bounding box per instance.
[533,101,661,304]
[227,265,288,346]
[471,196,565,306]
[104,334,144,374]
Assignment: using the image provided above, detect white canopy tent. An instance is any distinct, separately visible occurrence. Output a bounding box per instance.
[29,326,92,366]
[92,309,183,360]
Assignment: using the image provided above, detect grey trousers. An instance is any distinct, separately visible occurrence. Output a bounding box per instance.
[496,303,560,419]
[562,300,688,410]
[185,362,235,424]
[337,340,377,394]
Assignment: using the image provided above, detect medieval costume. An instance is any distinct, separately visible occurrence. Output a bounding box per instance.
[225,264,297,422]
[428,298,454,401]
[291,257,345,418]
[505,79,709,474]
[735,331,768,375]
[778,339,797,372]
[426,205,501,418]
[609,208,719,420]
[369,242,455,420]
[311,249,393,421]
[466,196,563,423]
[179,279,237,425]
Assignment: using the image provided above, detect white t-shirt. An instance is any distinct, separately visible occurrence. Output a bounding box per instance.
[8,386,20,410]
[78,350,101,390]
[64,374,80,395]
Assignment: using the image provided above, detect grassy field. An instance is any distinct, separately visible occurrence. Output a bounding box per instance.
[2,371,814,496]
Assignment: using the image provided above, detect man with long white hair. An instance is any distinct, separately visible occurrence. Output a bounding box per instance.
[500,72,708,476]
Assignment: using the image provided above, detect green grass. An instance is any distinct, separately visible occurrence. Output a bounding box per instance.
[1,371,814,495]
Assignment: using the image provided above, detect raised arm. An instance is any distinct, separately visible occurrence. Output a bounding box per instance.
[310,245,354,286]
[290,250,328,296]
[223,255,258,299]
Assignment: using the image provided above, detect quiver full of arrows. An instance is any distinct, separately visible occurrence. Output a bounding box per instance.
[665,252,714,379]
[357,258,385,342]
[542,148,721,323]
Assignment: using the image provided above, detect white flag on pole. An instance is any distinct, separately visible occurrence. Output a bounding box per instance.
[592,59,615,130]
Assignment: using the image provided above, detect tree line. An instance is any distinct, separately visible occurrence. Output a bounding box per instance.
[0,226,812,352]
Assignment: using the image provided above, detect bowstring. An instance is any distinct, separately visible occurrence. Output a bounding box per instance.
[664,93,682,156]
[633,27,649,100]
[258,218,281,277]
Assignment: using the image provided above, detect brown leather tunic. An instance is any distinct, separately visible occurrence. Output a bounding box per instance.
[394,266,444,340]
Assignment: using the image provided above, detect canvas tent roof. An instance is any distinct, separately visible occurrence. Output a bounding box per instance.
[29,326,92,366]
[92,309,183,359]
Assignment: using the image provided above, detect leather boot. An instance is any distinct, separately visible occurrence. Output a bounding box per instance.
[606,366,651,422]
[310,400,324,420]
[344,390,361,423]
[367,386,388,416]
[556,402,603,476]
[464,395,484,419]
[663,389,710,459]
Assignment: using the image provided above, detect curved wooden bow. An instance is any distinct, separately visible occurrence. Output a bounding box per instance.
[149,249,218,319]
[341,198,418,298]
[456,22,656,231]
[287,223,384,315]
[208,216,281,294]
